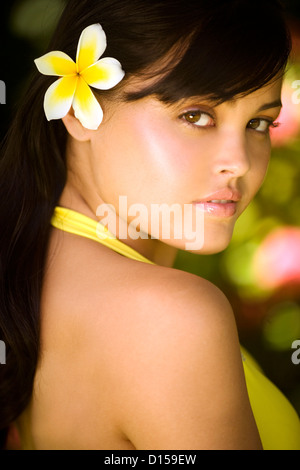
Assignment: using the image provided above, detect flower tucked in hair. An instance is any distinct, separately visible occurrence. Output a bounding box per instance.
[34,24,125,130]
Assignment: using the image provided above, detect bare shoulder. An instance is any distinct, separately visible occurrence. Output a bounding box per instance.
[89,264,262,450]
[117,262,241,373]
[134,265,236,328]
[86,256,238,356]
[45,226,234,334]
[42,234,261,449]
[123,264,240,356]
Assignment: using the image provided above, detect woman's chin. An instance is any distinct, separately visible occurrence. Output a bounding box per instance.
[163,232,234,256]
[184,223,235,255]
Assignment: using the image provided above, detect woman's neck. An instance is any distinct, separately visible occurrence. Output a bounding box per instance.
[59,180,178,268]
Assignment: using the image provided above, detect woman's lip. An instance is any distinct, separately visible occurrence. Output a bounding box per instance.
[192,188,242,217]
[193,201,238,218]
[198,188,242,203]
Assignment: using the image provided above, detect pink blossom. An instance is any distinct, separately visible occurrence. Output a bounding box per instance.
[253,227,300,289]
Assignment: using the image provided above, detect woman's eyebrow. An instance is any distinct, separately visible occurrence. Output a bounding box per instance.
[257,100,282,112]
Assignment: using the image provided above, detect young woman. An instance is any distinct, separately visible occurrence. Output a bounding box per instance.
[1,0,300,450]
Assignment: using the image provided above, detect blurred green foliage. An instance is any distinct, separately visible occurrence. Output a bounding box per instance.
[9,0,66,43]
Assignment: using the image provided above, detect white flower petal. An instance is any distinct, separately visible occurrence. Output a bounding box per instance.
[34,51,76,76]
[44,76,78,121]
[72,77,104,130]
[81,57,125,90]
[76,24,107,73]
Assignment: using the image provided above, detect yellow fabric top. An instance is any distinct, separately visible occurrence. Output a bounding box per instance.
[51,206,300,450]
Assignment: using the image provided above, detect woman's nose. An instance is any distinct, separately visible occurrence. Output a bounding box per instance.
[213,131,251,178]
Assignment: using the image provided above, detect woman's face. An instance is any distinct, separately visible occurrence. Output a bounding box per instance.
[87,77,283,254]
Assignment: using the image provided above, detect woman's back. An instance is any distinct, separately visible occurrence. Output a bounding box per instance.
[17,208,300,449]
[17,218,261,449]
[18,225,144,449]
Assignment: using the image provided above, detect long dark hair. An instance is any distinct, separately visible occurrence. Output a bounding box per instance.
[0,0,291,448]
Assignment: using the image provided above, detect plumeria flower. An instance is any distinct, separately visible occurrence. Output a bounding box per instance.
[34,24,125,130]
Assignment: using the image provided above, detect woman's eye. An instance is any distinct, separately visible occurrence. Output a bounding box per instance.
[247,118,275,133]
[181,111,214,128]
